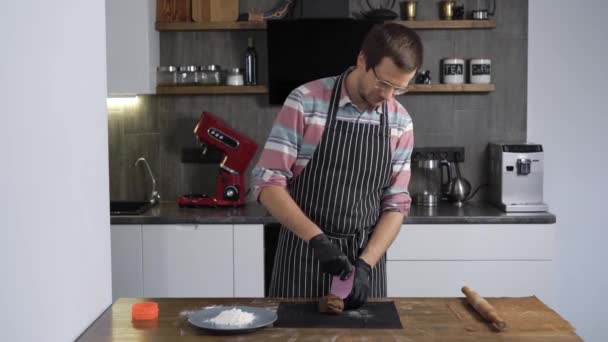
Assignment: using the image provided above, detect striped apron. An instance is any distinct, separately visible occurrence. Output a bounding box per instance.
[268,72,393,298]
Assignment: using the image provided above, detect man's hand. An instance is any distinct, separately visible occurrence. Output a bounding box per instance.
[345,258,372,309]
[309,233,353,280]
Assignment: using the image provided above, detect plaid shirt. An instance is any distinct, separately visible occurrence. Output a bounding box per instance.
[252,73,414,216]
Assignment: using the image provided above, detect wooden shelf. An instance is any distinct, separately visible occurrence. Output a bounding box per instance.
[407,84,495,93]
[156,20,495,31]
[156,84,493,95]
[156,21,266,31]
[156,85,268,95]
[392,20,496,30]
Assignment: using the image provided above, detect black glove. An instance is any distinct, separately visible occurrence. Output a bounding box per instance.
[345,258,372,310]
[309,233,353,280]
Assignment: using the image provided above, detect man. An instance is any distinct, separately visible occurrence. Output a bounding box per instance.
[252,23,422,309]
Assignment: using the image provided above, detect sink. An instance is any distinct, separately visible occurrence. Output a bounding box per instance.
[110,201,154,215]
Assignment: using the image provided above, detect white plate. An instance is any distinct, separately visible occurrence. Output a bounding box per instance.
[188,306,277,334]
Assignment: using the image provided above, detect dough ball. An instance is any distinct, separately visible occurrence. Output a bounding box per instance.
[319,294,344,315]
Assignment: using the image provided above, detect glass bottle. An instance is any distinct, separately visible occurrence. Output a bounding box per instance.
[244,37,257,85]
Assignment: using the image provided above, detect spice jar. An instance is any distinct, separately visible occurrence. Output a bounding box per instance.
[157,66,177,85]
[177,65,198,85]
[226,68,244,86]
[199,65,222,85]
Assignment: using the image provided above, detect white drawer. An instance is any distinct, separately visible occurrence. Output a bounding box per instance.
[387,224,555,261]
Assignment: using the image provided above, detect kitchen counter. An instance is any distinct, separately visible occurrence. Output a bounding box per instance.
[110,202,556,225]
[77,297,581,341]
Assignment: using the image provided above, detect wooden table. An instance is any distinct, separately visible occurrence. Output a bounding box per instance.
[77,297,582,341]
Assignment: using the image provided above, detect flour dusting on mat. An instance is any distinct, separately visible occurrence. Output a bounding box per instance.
[206,308,255,326]
[346,309,374,319]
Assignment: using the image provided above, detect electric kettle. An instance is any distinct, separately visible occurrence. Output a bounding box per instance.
[447,160,471,207]
[411,159,451,207]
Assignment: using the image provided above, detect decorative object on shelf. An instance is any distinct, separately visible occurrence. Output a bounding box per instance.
[469,58,491,84]
[362,0,398,20]
[238,0,294,22]
[156,0,191,23]
[471,0,496,20]
[192,0,238,22]
[401,1,418,20]
[157,66,177,85]
[441,58,465,84]
[440,0,456,20]
[226,68,244,86]
[453,4,465,19]
[244,37,258,85]
[415,70,432,84]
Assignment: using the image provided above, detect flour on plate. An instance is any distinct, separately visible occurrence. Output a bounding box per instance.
[180,305,219,317]
[206,308,255,326]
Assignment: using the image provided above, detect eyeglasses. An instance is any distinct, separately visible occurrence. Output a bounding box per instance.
[372,67,409,95]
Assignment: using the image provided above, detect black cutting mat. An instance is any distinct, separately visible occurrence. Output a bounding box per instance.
[274,301,403,329]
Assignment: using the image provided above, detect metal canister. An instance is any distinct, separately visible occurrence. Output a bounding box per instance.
[403,1,417,20]
[440,0,456,20]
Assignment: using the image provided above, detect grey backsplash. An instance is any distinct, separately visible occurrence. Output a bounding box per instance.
[108,0,527,203]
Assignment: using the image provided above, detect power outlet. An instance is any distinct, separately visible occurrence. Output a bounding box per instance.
[411,147,465,162]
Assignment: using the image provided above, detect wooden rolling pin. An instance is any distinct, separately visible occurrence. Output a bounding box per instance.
[461,286,507,331]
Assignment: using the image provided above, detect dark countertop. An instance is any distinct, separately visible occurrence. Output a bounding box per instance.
[110,201,556,225]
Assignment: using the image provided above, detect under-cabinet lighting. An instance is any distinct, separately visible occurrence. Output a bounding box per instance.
[107,95,139,106]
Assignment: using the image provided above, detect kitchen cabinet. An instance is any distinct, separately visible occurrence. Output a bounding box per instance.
[386,224,555,306]
[234,224,265,297]
[106,0,159,94]
[111,222,553,302]
[142,224,233,297]
[111,224,265,299]
[110,225,144,301]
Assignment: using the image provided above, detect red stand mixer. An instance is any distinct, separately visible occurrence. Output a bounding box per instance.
[178,112,258,207]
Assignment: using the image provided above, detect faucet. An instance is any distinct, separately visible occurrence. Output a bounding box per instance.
[134,157,160,204]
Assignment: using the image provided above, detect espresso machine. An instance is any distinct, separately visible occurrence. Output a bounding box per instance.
[178,112,258,207]
[488,142,548,212]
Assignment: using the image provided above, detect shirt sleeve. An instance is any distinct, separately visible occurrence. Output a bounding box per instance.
[381,119,414,217]
[252,89,305,201]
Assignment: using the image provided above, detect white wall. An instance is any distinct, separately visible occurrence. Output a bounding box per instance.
[528,1,608,341]
[0,1,111,341]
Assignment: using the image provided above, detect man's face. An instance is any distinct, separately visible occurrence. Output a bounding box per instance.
[357,54,417,108]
